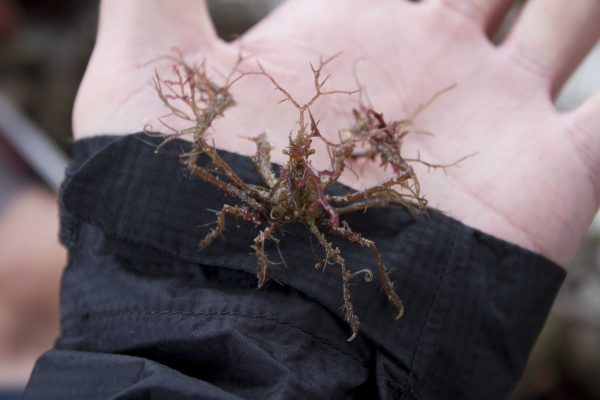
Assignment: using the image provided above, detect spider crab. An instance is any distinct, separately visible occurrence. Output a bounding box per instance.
[148,52,457,341]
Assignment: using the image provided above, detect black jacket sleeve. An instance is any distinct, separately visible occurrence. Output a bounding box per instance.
[23,133,565,400]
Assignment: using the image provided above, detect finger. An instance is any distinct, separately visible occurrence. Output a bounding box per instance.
[564,92,600,188]
[502,0,600,95]
[576,92,600,133]
[96,0,219,60]
[434,0,515,36]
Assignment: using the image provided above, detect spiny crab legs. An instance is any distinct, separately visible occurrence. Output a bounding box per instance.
[147,51,462,341]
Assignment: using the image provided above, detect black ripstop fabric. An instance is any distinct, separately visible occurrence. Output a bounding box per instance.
[23,133,565,399]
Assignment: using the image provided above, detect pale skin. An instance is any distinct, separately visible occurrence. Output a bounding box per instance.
[74,0,600,268]
[0,188,63,386]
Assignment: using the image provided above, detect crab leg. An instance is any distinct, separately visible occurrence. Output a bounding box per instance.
[189,165,267,214]
[331,222,404,321]
[248,133,278,188]
[252,224,278,288]
[185,140,267,205]
[334,196,415,215]
[307,221,361,341]
[199,204,256,248]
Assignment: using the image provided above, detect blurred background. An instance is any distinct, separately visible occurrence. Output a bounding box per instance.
[0,0,598,399]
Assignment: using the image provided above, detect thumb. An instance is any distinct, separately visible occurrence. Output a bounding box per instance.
[74,0,219,138]
[96,0,219,62]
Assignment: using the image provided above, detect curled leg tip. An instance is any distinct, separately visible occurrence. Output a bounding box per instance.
[352,268,373,282]
[347,332,358,342]
[395,307,405,320]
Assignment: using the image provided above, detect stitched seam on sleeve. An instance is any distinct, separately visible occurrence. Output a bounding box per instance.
[64,308,372,371]
[407,221,461,384]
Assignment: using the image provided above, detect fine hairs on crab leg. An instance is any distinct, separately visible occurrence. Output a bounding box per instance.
[189,164,267,215]
[247,133,278,188]
[327,175,422,205]
[307,220,362,342]
[331,222,405,320]
[252,224,278,288]
[190,143,266,204]
[333,195,414,216]
[199,204,253,248]
[327,186,402,205]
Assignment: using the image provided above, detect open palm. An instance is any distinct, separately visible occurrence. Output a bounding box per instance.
[73,0,600,267]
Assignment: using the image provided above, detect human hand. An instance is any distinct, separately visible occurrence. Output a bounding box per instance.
[0,187,63,386]
[73,0,600,268]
